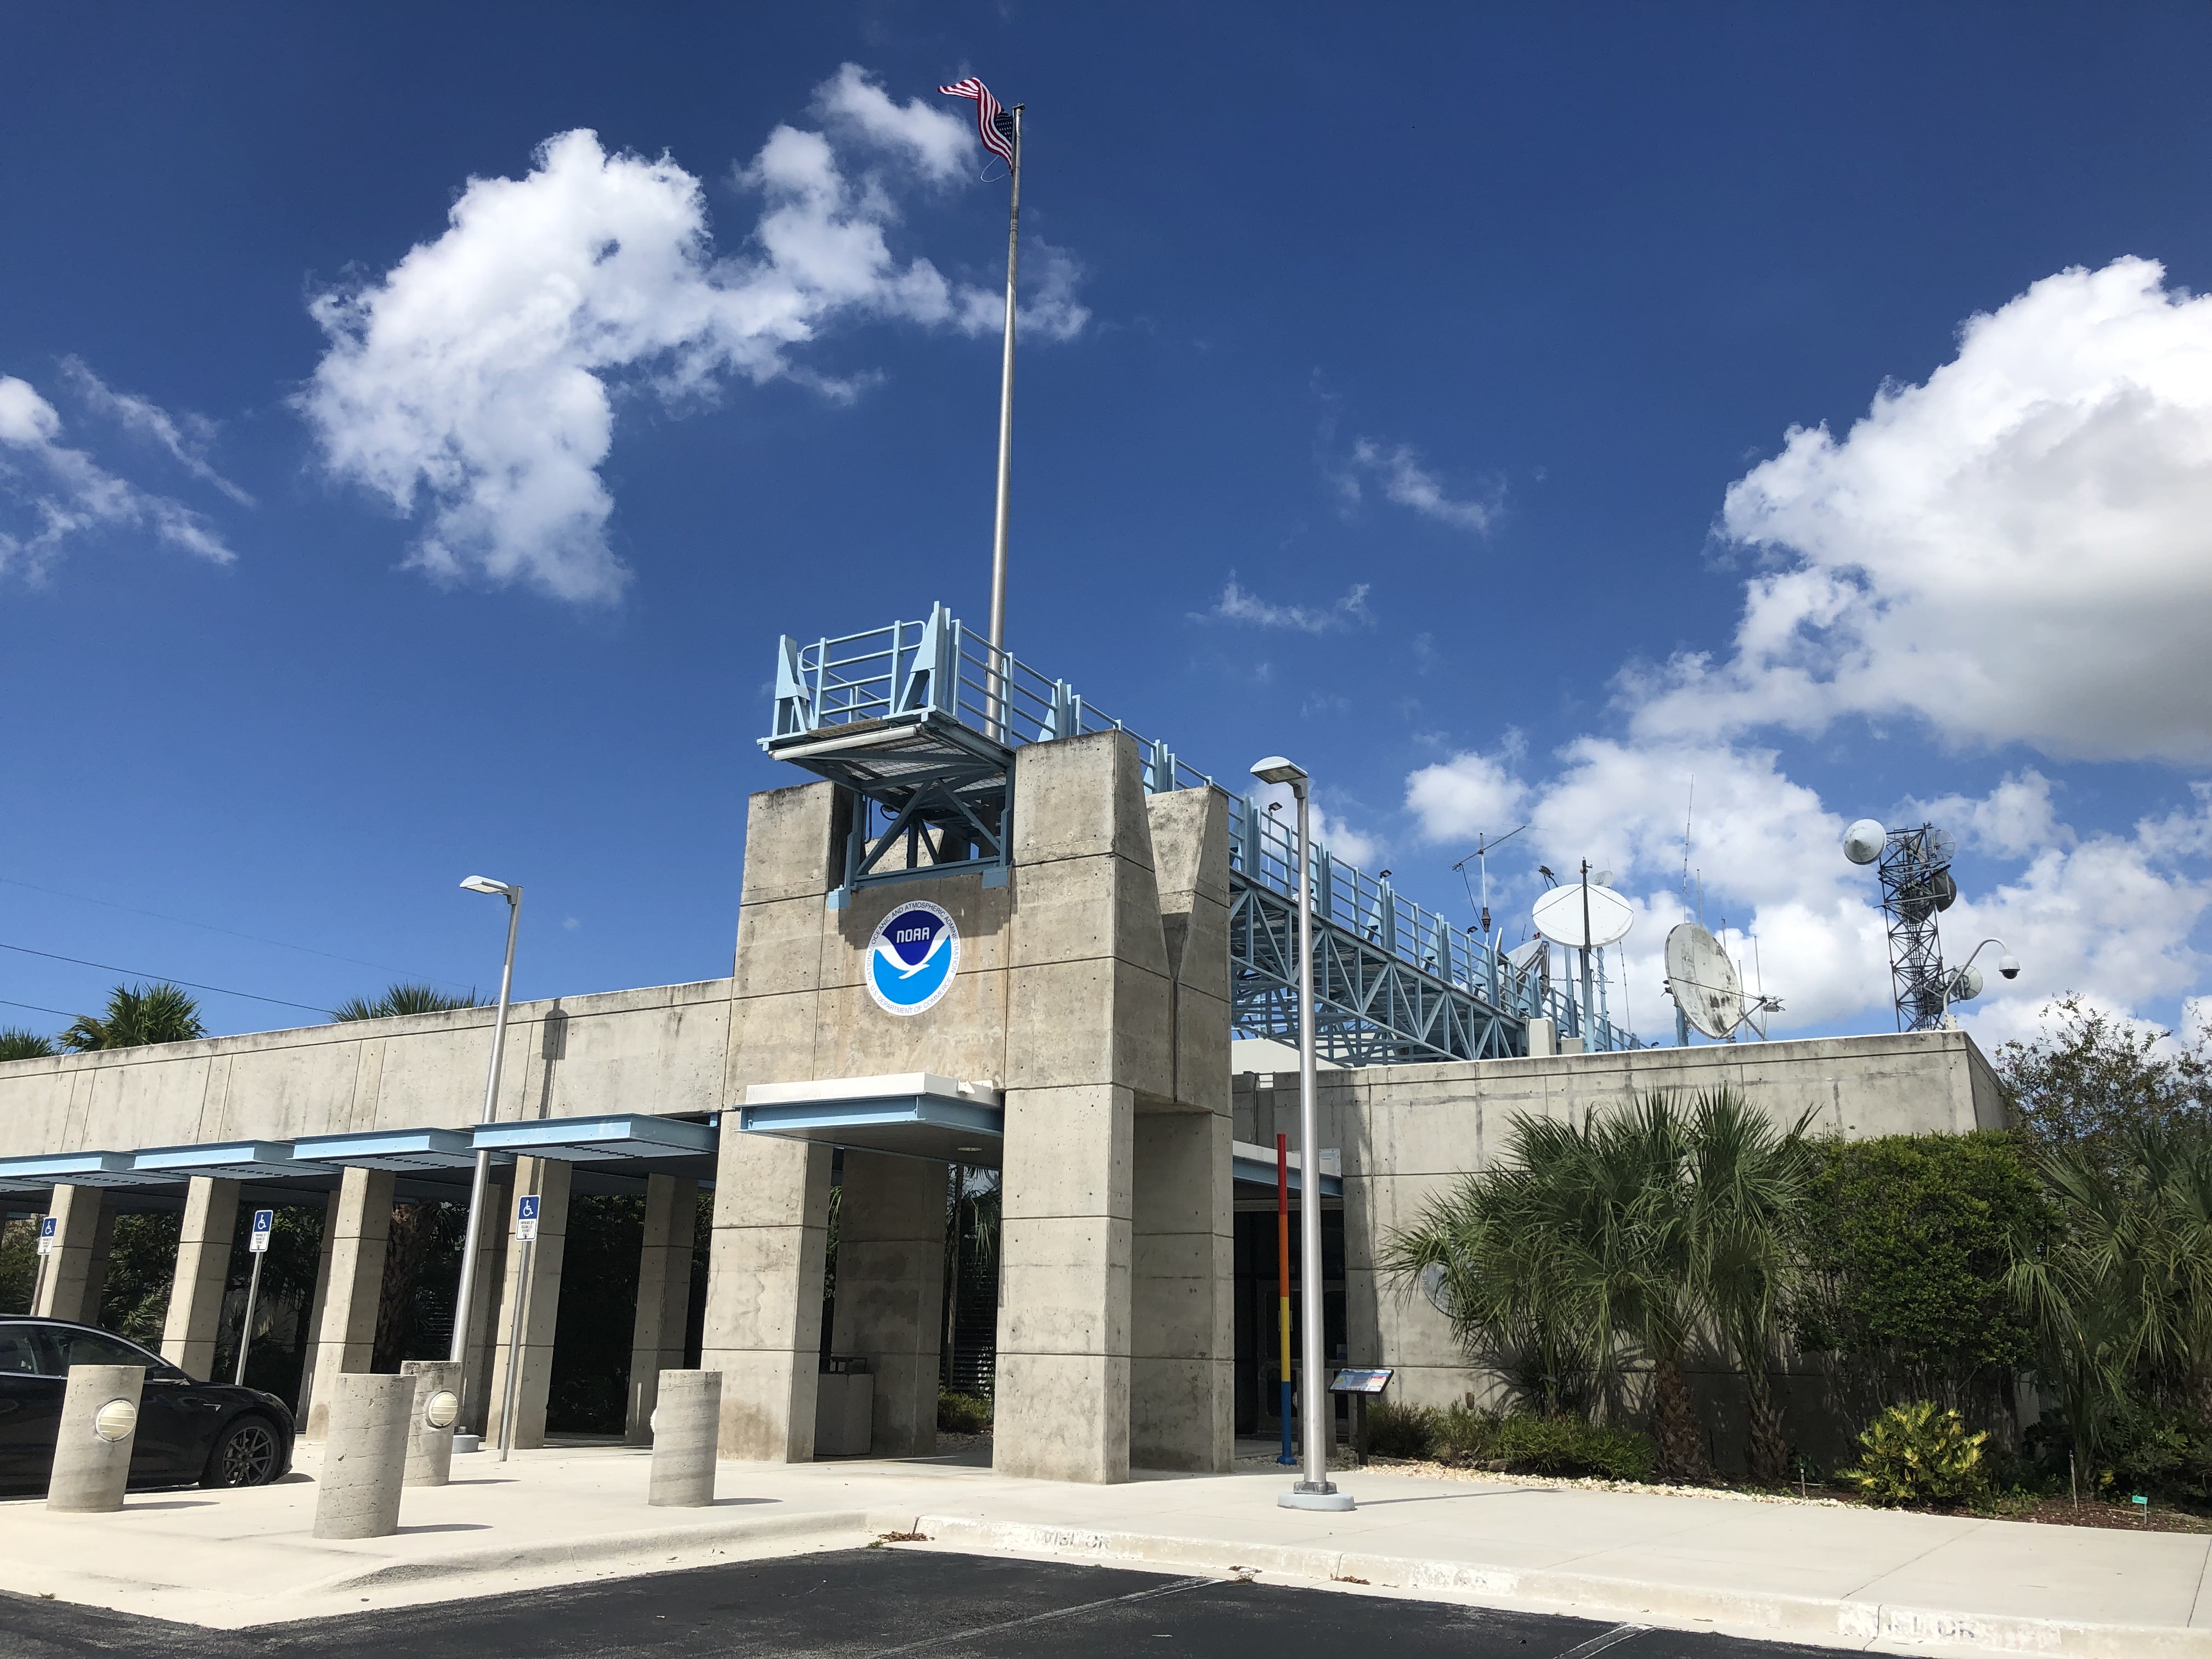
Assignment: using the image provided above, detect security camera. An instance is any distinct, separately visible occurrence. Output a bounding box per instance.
[1999,955,2021,980]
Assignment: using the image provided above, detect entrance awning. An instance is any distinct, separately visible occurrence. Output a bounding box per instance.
[132,1141,315,1182]
[472,1113,716,1164]
[1230,1140,1343,1198]
[739,1074,1003,1167]
[0,1150,149,1189]
[292,1128,483,1171]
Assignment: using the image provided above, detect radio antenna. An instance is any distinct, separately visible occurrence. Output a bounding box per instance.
[1679,775,1695,906]
[1451,823,1526,936]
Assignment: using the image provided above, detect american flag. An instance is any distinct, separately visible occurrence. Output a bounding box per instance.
[939,77,1017,167]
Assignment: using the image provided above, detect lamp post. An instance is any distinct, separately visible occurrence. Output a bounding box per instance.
[448,877,522,1419]
[1251,756,1353,1512]
[1941,938,2021,1025]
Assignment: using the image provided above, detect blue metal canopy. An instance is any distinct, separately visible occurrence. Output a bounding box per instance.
[131,1141,312,1182]
[0,1150,148,1188]
[292,1128,483,1171]
[740,1074,1003,1167]
[471,1113,716,1163]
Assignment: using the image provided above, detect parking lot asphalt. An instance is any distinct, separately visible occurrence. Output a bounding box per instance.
[0,1547,1832,1659]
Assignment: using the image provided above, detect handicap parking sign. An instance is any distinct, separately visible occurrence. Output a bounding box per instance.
[516,1193,540,1242]
[36,1216,55,1256]
[249,1208,274,1253]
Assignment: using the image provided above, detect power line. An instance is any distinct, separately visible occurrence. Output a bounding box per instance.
[0,943,332,1015]
[0,996,78,1020]
[0,876,469,991]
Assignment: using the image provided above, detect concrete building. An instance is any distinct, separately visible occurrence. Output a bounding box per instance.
[0,659,2004,1481]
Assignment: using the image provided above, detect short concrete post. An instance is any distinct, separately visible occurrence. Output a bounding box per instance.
[648,1369,721,1507]
[47,1365,144,1513]
[313,1372,416,1539]
[400,1359,462,1487]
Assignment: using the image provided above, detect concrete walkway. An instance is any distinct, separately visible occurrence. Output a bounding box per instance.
[1,1443,2207,1657]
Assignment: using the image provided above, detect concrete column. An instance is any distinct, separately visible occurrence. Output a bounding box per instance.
[995,732,1172,1484]
[484,1157,572,1452]
[830,1153,950,1457]
[400,1358,461,1486]
[159,1176,241,1379]
[302,1165,396,1441]
[458,1177,509,1438]
[1131,1110,1235,1471]
[699,1132,832,1461]
[625,1173,699,1444]
[313,1372,415,1539]
[648,1368,721,1506]
[79,1201,119,1320]
[47,1364,144,1513]
[31,1185,108,1323]
[293,1188,341,1431]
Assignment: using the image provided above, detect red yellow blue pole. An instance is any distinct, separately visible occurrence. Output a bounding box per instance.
[1277,1131,1295,1465]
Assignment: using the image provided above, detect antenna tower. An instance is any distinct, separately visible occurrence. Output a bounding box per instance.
[1875,824,1957,1031]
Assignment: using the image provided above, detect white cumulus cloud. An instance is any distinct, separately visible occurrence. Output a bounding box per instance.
[1346,438,1497,532]
[301,68,1086,603]
[1633,257,2212,763]
[0,373,234,577]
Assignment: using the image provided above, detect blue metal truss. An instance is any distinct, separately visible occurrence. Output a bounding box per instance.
[764,606,1644,1063]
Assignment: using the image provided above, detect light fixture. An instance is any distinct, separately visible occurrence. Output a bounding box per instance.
[1251,756,1308,787]
[93,1399,138,1443]
[459,875,514,896]
[425,1390,461,1429]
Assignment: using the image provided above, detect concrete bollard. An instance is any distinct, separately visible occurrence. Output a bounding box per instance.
[647,1369,721,1507]
[313,1373,417,1539]
[48,1365,144,1514]
[400,1359,464,1487]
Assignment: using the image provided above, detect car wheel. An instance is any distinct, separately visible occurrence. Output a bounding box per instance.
[203,1415,281,1488]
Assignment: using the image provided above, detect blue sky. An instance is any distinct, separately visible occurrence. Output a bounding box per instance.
[4,4,2211,1050]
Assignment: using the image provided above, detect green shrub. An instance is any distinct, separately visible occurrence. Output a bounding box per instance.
[1433,1404,1497,1462]
[1838,1401,1988,1506]
[1493,1414,1656,1481]
[938,1390,992,1434]
[1365,1400,1441,1459]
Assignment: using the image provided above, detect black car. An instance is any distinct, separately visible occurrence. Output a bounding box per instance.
[0,1318,294,1492]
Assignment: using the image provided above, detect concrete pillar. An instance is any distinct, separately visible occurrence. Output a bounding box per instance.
[79,1201,119,1320]
[484,1157,572,1452]
[31,1185,108,1323]
[313,1372,415,1539]
[625,1173,699,1444]
[400,1359,462,1486]
[995,732,1173,1484]
[159,1176,240,1379]
[293,1188,341,1431]
[302,1165,396,1441]
[458,1177,509,1438]
[1131,1110,1235,1471]
[699,1132,832,1461]
[648,1368,721,1506]
[830,1153,949,1457]
[47,1364,143,1513]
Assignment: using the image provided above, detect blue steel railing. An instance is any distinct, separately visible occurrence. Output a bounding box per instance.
[769,607,1641,1054]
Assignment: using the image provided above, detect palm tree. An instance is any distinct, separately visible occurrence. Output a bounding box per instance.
[1385,1088,1816,1482]
[0,1028,57,1060]
[332,982,481,1022]
[59,983,206,1050]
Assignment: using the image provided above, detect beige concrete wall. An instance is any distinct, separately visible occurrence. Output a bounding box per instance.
[1229,1028,2010,1418]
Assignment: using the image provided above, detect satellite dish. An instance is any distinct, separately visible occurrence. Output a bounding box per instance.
[1418,1261,1451,1314]
[1842,819,1886,865]
[1532,882,1634,950]
[1924,826,1959,868]
[1664,923,1742,1039]
[1593,870,1614,889]
[1899,868,1957,922]
[1949,964,1983,1003]
[1505,937,1547,974]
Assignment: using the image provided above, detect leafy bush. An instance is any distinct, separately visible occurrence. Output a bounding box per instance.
[1493,1414,1656,1481]
[1365,1400,1440,1459]
[1838,1401,1988,1506]
[1433,1404,1495,1462]
[938,1390,992,1434]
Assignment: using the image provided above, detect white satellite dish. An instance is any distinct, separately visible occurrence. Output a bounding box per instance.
[1924,826,1959,868]
[1418,1261,1451,1314]
[1532,882,1634,950]
[1842,819,1886,866]
[1505,937,1547,975]
[1949,964,1983,1003]
[1664,923,1743,1039]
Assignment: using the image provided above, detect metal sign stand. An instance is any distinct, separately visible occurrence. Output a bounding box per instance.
[233,1209,274,1385]
[499,1194,540,1463]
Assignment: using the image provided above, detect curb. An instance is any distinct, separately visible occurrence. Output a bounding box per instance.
[295,1509,880,1596]
[892,1513,2212,1658]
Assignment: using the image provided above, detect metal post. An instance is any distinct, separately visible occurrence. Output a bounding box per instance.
[1579,861,1596,1047]
[1284,779,1351,1510]
[1276,1131,1293,1466]
[450,889,522,1382]
[232,1250,265,1386]
[984,106,1023,740]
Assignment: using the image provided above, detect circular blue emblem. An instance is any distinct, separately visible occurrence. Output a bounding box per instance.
[865,900,960,1016]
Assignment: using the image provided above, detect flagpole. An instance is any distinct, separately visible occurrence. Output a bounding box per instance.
[985,105,1022,739]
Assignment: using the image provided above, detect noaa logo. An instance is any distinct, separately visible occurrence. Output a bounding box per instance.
[865,900,960,1016]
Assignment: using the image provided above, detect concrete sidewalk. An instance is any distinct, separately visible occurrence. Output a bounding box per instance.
[1,1443,2207,1657]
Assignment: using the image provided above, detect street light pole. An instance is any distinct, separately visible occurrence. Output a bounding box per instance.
[449,878,522,1415]
[1939,937,2022,1026]
[1252,757,1354,1513]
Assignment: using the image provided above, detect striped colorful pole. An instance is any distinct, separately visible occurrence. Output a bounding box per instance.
[1277,1131,1295,1465]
